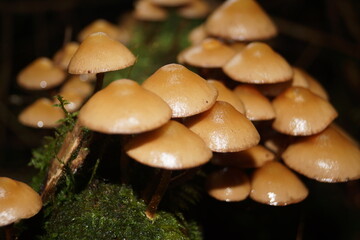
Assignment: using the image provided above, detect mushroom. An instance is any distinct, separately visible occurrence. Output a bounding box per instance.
[271,86,338,136]
[78,79,171,134]
[177,0,211,19]
[17,57,66,90]
[68,32,136,93]
[204,0,277,41]
[77,19,125,42]
[233,84,275,121]
[133,0,168,22]
[52,42,80,70]
[250,161,309,206]
[18,98,65,129]
[142,63,218,118]
[282,125,360,182]
[188,24,208,45]
[0,177,42,227]
[207,79,245,114]
[223,42,293,84]
[184,101,260,152]
[180,38,236,68]
[206,167,250,202]
[125,120,212,218]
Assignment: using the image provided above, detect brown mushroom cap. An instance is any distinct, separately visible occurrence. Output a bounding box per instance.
[282,125,360,182]
[250,161,309,206]
[184,101,260,152]
[53,42,80,70]
[142,63,218,118]
[207,79,245,114]
[134,0,168,21]
[0,177,42,227]
[59,75,94,98]
[212,145,275,168]
[125,120,212,170]
[77,19,124,42]
[223,42,293,84]
[296,68,329,100]
[272,86,338,136]
[206,167,250,202]
[181,38,236,68]
[17,57,66,90]
[18,98,65,128]
[255,81,293,98]
[292,67,310,88]
[177,0,211,19]
[204,0,277,41]
[68,32,136,74]
[233,84,275,121]
[188,24,208,45]
[78,79,171,134]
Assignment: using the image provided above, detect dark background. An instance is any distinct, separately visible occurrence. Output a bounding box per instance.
[0,0,359,239]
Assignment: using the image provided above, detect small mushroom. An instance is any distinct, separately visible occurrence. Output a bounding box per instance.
[18,98,65,129]
[282,125,360,182]
[78,79,171,134]
[272,86,337,136]
[250,161,309,206]
[206,167,251,202]
[184,101,260,152]
[17,57,66,90]
[125,120,212,170]
[204,0,277,41]
[207,79,245,114]
[233,84,275,121]
[77,19,125,42]
[133,0,168,21]
[0,177,42,227]
[142,63,218,118]
[52,42,80,70]
[177,0,211,19]
[223,42,293,84]
[180,38,236,68]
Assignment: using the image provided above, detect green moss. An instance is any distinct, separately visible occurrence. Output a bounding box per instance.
[40,182,201,240]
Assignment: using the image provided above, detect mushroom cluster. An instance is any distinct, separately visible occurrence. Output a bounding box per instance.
[176,0,360,206]
[10,0,360,237]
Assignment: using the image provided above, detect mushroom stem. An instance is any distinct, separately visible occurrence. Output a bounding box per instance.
[145,169,172,219]
[169,167,200,189]
[4,223,13,240]
[94,72,104,93]
[120,135,131,184]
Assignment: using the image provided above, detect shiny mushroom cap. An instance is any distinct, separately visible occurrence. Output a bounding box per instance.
[77,19,124,42]
[206,167,250,202]
[207,79,245,114]
[133,0,168,21]
[212,145,275,168]
[181,38,236,68]
[68,32,136,74]
[272,87,338,136]
[53,42,80,70]
[184,101,260,152]
[142,63,218,118]
[17,57,66,90]
[250,161,309,206]
[125,120,212,170]
[282,125,360,182]
[233,84,275,121]
[18,98,65,129]
[204,0,277,41]
[78,79,171,134]
[223,42,293,84]
[0,177,42,227]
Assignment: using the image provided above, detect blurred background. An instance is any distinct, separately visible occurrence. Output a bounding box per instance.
[0,0,359,239]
